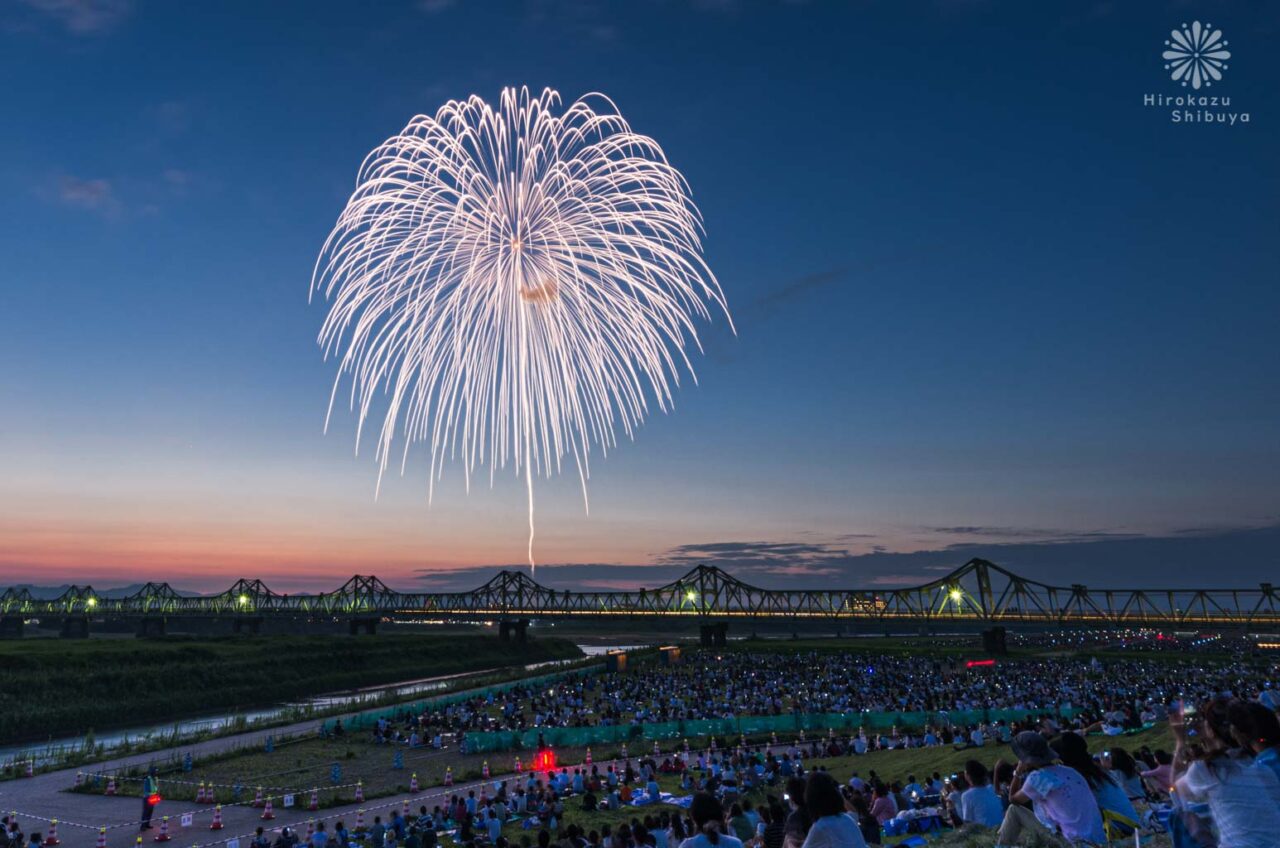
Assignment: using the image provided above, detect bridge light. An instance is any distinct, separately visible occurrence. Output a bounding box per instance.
[686,589,698,602]
[85,596,97,608]
[238,594,251,607]
[949,588,963,602]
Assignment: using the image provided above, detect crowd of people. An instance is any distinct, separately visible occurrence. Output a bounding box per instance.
[366,650,1279,747]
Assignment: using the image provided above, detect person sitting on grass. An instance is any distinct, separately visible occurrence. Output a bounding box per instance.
[957,759,1004,828]
[996,730,1105,847]
[1229,699,1280,783]
[799,771,865,848]
[1171,696,1280,848]
[677,793,742,848]
[1051,732,1138,835]
[1103,747,1147,801]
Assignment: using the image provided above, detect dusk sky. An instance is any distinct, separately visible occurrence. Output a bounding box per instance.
[2,0,1278,593]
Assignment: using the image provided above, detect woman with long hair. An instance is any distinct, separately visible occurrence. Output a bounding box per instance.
[1051,732,1139,833]
[677,793,742,848]
[1172,696,1280,848]
[1104,747,1146,801]
[800,772,866,848]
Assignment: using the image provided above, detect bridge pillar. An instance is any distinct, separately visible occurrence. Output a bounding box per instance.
[348,617,378,636]
[699,622,727,647]
[137,617,167,638]
[233,616,263,635]
[981,626,1008,655]
[60,616,90,639]
[0,616,23,638]
[498,620,529,642]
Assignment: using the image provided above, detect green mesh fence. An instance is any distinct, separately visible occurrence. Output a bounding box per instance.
[461,705,1079,753]
[320,666,602,735]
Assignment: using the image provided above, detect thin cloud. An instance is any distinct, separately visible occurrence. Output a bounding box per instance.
[49,174,118,214]
[17,0,131,34]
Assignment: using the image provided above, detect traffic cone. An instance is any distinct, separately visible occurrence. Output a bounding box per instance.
[196,782,206,803]
[402,799,410,818]
[261,797,275,820]
[653,741,660,755]
[444,767,453,787]
[354,781,364,803]
[306,821,315,840]
[209,806,224,831]
[43,820,60,846]
[354,809,366,834]
[205,785,215,804]
[683,739,690,753]
[514,757,522,774]
[309,788,319,811]
[153,817,171,842]
[621,744,628,759]
[585,748,592,766]
[95,828,106,848]
[410,773,419,793]
[252,786,264,807]
[105,777,117,796]
[482,761,490,779]
[25,760,34,778]
[771,731,778,745]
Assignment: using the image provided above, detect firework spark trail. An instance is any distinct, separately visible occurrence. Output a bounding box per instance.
[312,87,732,571]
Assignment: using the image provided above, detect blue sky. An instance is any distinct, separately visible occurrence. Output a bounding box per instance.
[1,0,1278,591]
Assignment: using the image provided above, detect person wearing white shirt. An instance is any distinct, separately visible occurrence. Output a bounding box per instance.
[957,760,1004,828]
[799,773,867,848]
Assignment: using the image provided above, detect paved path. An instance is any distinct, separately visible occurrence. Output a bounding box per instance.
[0,700,526,848]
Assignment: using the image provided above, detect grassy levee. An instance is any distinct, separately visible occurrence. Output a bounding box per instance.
[0,635,583,744]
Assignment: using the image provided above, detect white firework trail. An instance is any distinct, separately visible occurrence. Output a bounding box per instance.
[312,86,732,571]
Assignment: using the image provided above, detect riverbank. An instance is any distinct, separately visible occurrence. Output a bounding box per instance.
[0,635,583,747]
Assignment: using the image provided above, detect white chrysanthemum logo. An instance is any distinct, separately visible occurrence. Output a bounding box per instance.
[1163,21,1230,90]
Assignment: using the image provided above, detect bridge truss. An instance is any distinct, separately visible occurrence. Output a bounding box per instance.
[1,559,1277,628]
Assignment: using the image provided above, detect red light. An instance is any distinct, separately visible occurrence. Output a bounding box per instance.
[965,659,996,668]
[533,749,557,772]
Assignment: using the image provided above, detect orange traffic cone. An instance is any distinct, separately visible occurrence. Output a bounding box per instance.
[42,820,60,846]
[309,788,319,811]
[105,777,117,796]
[306,821,315,840]
[197,782,207,803]
[444,767,453,787]
[482,761,490,779]
[260,797,274,820]
[153,816,171,843]
[95,828,107,848]
[514,757,522,774]
[402,799,410,818]
[252,786,264,807]
[410,773,419,793]
[209,806,224,831]
[354,809,365,834]
[354,781,364,803]
[585,748,592,765]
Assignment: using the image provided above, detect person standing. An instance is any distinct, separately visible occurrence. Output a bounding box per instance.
[140,767,160,831]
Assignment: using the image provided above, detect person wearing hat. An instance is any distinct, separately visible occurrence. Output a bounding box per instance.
[995,731,1104,846]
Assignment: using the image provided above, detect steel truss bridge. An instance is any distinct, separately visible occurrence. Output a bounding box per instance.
[1,559,1277,638]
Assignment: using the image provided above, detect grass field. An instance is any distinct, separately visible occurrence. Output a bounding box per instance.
[0,635,583,744]
[491,724,1176,845]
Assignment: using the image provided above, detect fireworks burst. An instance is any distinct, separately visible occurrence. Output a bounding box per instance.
[312,87,732,570]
